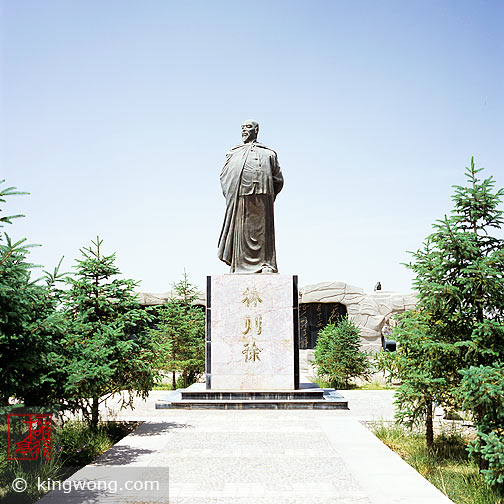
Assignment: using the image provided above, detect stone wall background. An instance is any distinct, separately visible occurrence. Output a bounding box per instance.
[137,280,417,379]
[299,281,417,352]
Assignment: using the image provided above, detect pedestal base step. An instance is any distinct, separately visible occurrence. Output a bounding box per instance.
[182,390,326,401]
[155,383,348,410]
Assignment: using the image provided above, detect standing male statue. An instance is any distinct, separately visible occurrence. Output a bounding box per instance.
[218,120,284,274]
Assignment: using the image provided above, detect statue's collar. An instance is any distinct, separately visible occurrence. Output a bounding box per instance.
[233,141,265,150]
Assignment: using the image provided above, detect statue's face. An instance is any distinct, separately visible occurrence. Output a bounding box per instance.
[241,122,258,143]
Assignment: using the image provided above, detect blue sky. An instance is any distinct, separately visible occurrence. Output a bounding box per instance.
[1,0,503,294]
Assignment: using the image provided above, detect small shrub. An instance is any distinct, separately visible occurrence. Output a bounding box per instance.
[313,316,372,388]
[57,420,131,466]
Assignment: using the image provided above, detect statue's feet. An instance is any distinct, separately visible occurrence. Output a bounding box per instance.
[260,266,274,274]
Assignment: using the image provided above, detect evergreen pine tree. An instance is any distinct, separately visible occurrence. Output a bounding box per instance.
[0,181,64,407]
[61,237,156,428]
[0,179,27,232]
[151,272,205,389]
[381,158,504,451]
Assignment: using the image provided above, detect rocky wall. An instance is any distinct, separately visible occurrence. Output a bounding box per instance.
[137,280,417,353]
[299,281,417,352]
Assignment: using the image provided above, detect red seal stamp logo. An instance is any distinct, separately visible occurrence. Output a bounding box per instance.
[7,414,53,461]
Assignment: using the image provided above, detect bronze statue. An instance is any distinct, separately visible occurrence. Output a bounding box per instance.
[218,120,284,274]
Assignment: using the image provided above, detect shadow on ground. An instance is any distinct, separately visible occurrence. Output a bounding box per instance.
[132,421,194,436]
[92,444,154,465]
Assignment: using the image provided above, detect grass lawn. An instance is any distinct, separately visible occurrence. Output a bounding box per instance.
[313,376,396,390]
[351,379,396,390]
[370,422,504,504]
[151,382,174,390]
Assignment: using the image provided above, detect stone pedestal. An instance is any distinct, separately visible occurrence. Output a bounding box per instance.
[206,274,299,390]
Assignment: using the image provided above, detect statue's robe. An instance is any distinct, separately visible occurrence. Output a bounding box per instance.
[218,141,284,273]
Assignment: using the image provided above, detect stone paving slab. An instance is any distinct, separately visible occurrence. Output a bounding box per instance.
[38,398,454,504]
[168,498,371,504]
[36,391,455,503]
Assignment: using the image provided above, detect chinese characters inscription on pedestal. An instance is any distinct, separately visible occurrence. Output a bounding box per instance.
[241,286,263,362]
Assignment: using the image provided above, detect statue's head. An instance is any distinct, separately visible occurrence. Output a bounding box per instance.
[241,120,259,143]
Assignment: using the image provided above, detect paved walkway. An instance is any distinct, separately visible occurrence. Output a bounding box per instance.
[38,390,454,504]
